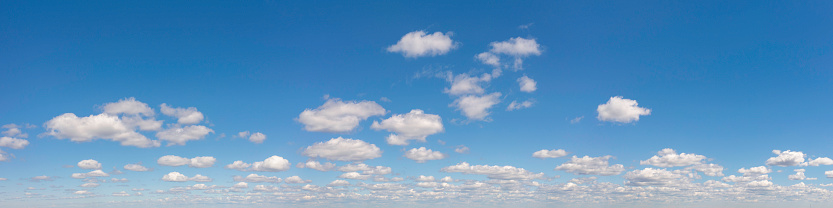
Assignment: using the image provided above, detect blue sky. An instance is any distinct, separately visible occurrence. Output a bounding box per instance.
[1,1,832,207]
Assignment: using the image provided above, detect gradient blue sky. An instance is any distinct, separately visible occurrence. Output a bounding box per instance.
[1,1,832,207]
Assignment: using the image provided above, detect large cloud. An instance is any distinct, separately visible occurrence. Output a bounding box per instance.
[160,103,204,124]
[441,162,545,180]
[44,113,160,148]
[387,31,457,58]
[371,109,443,145]
[555,155,625,176]
[155,125,213,146]
[451,93,501,121]
[157,155,216,168]
[403,147,446,163]
[596,96,651,123]
[297,98,386,133]
[640,148,707,167]
[302,137,382,161]
[765,150,805,167]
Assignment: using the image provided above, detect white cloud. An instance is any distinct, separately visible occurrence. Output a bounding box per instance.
[0,150,10,161]
[624,168,686,186]
[233,174,281,183]
[476,52,500,67]
[162,172,188,182]
[112,191,130,197]
[296,160,336,172]
[79,182,100,188]
[555,155,625,176]
[327,180,350,186]
[451,93,501,121]
[285,176,311,184]
[440,176,454,183]
[338,172,371,180]
[738,166,772,176]
[517,75,537,92]
[826,170,833,178]
[155,125,213,146]
[1,124,28,138]
[371,109,443,145]
[441,162,545,180]
[337,163,392,175]
[506,100,534,111]
[102,97,154,116]
[444,73,492,96]
[807,157,833,166]
[596,96,651,123]
[532,149,568,159]
[297,98,386,133]
[687,163,725,177]
[74,190,92,195]
[640,148,707,167]
[387,31,457,58]
[415,175,436,182]
[77,159,102,170]
[29,175,53,182]
[248,132,266,144]
[44,113,160,148]
[156,155,215,168]
[189,174,212,182]
[766,150,806,167]
[159,103,204,124]
[788,169,816,180]
[71,170,110,179]
[570,116,584,124]
[225,161,251,171]
[250,156,291,172]
[233,182,248,188]
[455,145,470,154]
[403,147,447,163]
[0,137,29,149]
[302,137,382,161]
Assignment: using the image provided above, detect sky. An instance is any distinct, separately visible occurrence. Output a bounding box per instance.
[1,0,832,207]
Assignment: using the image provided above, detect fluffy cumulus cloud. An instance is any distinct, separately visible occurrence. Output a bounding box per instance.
[123,163,149,172]
[328,179,350,186]
[517,75,537,93]
[2,124,29,138]
[371,109,443,145]
[233,174,282,183]
[788,169,816,180]
[157,155,216,168]
[44,113,160,148]
[444,73,493,96]
[533,149,568,159]
[297,98,386,133]
[452,93,501,121]
[624,168,686,186]
[77,159,102,170]
[155,125,213,146]
[387,31,457,58]
[479,37,542,70]
[596,96,651,123]
[302,137,382,161]
[555,155,625,176]
[337,163,392,175]
[687,163,725,177]
[160,104,204,124]
[71,170,110,179]
[826,170,833,178]
[506,99,534,111]
[640,148,707,167]
[766,150,806,167]
[161,172,210,182]
[296,160,336,172]
[0,136,29,149]
[738,166,772,176]
[284,176,311,184]
[441,162,545,180]
[248,132,266,144]
[339,172,371,180]
[250,156,292,172]
[455,145,470,154]
[808,157,833,166]
[102,97,154,116]
[403,147,447,163]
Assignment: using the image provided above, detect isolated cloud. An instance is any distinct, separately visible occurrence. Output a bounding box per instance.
[102,97,154,116]
[403,147,447,163]
[189,174,213,182]
[387,31,457,58]
[156,155,216,168]
[532,149,568,159]
[738,166,772,176]
[826,170,833,178]
[766,150,805,167]
[455,145,470,154]
[162,172,188,182]
[302,137,382,161]
[123,163,149,172]
[71,170,110,179]
[640,148,707,167]
[555,155,625,176]
[249,156,292,172]
[506,100,534,111]
[225,161,251,171]
[155,125,213,146]
[285,176,311,184]
[371,109,443,145]
[296,160,336,172]
[452,93,501,121]
[233,173,282,183]
[160,104,204,124]
[44,113,160,148]
[77,159,102,170]
[624,168,686,186]
[0,137,29,150]
[248,132,266,144]
[517,76,537,92]
[596,96,651,123]
[297,98,386,133]
[441,162,545,180]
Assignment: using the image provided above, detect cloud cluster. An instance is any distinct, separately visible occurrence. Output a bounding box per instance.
[555,155,625,176]
[157,155,216,168]
[477,37,542,70]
